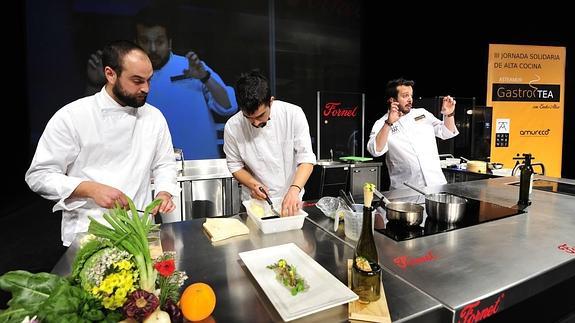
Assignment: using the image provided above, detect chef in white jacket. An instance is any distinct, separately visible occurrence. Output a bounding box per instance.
[25,40,180,246]
[367,78,458,190]
[224,70,316,217]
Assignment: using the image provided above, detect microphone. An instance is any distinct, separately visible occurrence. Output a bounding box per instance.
[170,74,193,82]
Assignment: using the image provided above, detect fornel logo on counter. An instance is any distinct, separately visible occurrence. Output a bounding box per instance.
[558,243,575,255]
[393,251,435,269]
[322,102,358,118]
[457,293,505,323]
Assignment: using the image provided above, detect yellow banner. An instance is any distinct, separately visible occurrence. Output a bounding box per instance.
[487,44,565,177]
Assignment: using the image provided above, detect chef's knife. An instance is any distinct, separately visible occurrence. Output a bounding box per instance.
[258,187,282,219]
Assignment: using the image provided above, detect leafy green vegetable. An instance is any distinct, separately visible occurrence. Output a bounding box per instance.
[77,248,109,291]
[70,238,110,283]
[0,271,115,323]
[87,197,162,292]
[0,270,65,322]
[267,259,308,296]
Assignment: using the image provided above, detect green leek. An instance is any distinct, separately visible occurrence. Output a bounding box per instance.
[88,197,162,292]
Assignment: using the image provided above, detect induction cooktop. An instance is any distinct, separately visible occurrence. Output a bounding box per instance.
[374,195,525,241]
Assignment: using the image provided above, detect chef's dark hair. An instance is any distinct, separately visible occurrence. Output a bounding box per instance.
[101,40,147,76]
[235,70,272,115]
[385,78,415,102]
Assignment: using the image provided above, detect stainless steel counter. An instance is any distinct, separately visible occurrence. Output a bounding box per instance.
[51,175,575,322]
[309,175,575,320]
[52,214,448,322]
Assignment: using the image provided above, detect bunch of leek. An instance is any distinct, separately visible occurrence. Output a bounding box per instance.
[87,198,162,292]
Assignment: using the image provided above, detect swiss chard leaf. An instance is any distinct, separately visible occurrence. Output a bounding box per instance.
[0,271,65,310]
[39,282,110,323]
[0,307,33,323]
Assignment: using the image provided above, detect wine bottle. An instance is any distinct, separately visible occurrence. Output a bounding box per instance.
[352,183,381,303]
[354,183,378,264]
[518,153,534,206]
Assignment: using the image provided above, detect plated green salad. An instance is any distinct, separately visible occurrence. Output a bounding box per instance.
[267,259,308,296]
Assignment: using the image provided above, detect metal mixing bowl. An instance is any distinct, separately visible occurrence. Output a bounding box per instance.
[425,193,467,223]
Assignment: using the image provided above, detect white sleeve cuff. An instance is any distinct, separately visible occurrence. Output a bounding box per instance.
[53,197,87,212]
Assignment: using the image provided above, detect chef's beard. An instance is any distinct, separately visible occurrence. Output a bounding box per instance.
[399,104,411,115]
[113,82,147,108]
[251,121,267,128]
[251,117,270,128]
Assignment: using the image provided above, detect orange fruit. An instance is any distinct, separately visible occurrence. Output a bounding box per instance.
[180,282,216,321]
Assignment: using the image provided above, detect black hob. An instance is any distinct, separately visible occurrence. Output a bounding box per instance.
[374,195,525,241]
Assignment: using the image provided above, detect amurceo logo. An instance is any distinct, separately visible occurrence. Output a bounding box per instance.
[519,128,551,137]
[492,83,560,102]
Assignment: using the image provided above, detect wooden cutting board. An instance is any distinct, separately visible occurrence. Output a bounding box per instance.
[347,259,391,323]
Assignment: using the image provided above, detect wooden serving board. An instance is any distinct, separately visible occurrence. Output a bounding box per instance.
[347,260,391,323]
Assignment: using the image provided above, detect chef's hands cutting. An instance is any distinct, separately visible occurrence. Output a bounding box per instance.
[281,186,302,217]
[250,182,269,200]
[251,183,301,217]
[441,95,456,116]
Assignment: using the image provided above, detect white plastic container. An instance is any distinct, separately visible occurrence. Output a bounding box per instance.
[343,204,375,241]
[243,198,308,234]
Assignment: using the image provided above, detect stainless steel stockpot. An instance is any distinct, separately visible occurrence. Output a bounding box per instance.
[404,183,467,223]
[373,189,423,226]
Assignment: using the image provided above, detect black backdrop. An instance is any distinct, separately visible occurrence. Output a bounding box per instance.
[5,1,29,211]
[5,2,574,213]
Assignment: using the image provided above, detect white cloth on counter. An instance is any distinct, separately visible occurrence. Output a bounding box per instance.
[367,108,458,190]
[25,87,180,246]
[223,100,316,200]
[202,218,249,242]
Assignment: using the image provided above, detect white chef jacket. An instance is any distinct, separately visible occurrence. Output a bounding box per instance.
[25,87,180,246]
[367,108,458,190]
[223,100,316,200]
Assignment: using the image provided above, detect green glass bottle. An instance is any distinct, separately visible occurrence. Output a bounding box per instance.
[352,183,381,303]
[354,205,378,264]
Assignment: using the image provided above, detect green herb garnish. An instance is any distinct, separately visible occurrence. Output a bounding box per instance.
[267,259,308,296]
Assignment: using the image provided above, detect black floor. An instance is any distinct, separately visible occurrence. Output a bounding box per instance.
[0,191,67,308]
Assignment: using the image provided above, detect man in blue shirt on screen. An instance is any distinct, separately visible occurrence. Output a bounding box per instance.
[86,5,238,160]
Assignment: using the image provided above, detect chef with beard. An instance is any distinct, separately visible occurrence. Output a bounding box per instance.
[26,40,179,246]
[367,78,458,190]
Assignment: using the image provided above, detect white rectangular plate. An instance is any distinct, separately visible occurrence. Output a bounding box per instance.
[239,243,358,321]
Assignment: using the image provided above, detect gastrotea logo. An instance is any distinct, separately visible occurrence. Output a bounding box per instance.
[492,75,559,102]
